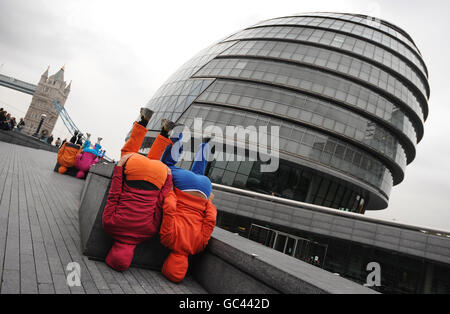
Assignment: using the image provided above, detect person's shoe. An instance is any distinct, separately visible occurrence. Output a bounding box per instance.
[86,133,91,141]
[140,107,154,122]
[97,137,103,144]
[161,118,176,132]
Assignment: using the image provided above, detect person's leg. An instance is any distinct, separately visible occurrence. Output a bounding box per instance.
[82,140,90,151]
[93,137,102,155]
[190,141,210,175]
[94,144,101,155]
[102,165,140,271]
[103,221,137,271]
[146,118,176,160]
[158,191,188,282]
[160,133,183,167]
[120,123,147,157]
[147,135,172,160]
[120,108,153,157]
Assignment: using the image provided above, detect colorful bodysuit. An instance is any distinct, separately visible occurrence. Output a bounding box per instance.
[74,140,102,179]
[57,142,82,174]
[154,134,217,283]
[102,122,173,271]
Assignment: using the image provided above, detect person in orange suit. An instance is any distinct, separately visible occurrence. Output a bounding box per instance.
[102,108,176,271]
[57,141,82,174]
[159,186,217,283]
[152,132,217,283]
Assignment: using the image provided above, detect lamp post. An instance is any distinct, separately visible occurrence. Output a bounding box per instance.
[33,113,47,138]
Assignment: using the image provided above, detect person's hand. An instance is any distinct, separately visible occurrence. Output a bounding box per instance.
[117,153,134,167]
[208,192,215,201]
[165,166,173,190]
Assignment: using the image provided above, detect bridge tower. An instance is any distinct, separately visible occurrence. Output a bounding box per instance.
[22,66,71,137]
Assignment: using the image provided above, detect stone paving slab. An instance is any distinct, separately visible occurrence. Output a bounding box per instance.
[0,141,206,294]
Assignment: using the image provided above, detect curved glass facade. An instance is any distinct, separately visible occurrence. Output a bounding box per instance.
[220,40,428,122]
[141,13,429,212]
[250,16,427,77]
[144,42,236,130]
[195,80,407,181]
[224,26,429,108]
[179,103,394,198]
[195,57,421,146]
[294,13,424,60]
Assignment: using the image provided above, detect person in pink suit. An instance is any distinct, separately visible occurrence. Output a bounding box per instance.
[75,134,103,179]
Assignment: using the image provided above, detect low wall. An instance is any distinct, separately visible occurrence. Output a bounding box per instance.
[79,162,377,294]
[0,129,59,153]
[192,228,377,294]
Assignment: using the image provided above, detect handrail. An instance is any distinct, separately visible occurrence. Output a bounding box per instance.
[212,183,450,237]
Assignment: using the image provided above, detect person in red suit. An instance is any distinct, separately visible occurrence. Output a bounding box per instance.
[102,108,176,271]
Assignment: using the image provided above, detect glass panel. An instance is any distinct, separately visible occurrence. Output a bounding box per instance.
[224,26,428,100]
[274,234,287,252]
[285,237,296,256]
[182,103,394,198]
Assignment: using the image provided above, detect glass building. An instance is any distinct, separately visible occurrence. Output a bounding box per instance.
[140,13,429,213]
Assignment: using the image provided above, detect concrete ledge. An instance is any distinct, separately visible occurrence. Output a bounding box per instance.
[193,228,377,294]
[78,162,376,294]
[191,250,278,294]
[0,129,58,152]
[89,161,115,178]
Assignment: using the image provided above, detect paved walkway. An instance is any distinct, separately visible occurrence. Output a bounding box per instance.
[0,142,206,294]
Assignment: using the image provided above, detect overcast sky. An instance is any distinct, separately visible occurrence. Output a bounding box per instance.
[1,0,449,230]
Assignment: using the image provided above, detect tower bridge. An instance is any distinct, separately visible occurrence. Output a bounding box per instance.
[0,66,70,138]
[0,73,37,95]
[1,66,113,162]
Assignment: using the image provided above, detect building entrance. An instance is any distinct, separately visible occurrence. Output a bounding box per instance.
[248,224,328,268]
